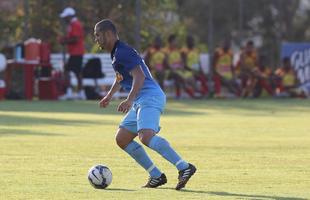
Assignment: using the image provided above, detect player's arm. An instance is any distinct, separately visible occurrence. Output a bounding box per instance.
[128,65,145,101]
[117,66,145,113]
[99,79,121,108]
[107,79,122,97]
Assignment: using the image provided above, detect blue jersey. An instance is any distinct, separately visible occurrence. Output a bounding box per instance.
[111,40,164,99]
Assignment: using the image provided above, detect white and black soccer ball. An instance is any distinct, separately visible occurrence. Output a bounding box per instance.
[88,164,112,189]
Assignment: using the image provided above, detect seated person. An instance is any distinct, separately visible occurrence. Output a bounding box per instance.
[181,35,208,97]
[252,55,274,97]
[144,36,166,90]
[274,57,298,97]
[164,34,195,98]
[237,40,258,97]
[212,40,240,97]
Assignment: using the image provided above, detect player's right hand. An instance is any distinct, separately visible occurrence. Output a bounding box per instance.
[99,94,112,108]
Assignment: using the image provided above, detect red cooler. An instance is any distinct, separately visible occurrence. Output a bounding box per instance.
[38,78,58,100]
[0,80,5,100]
[24,38,41,61]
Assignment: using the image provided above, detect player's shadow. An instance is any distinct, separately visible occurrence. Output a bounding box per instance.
[105,188,136,192]
[158,187,307,200]
[206,191,308,200]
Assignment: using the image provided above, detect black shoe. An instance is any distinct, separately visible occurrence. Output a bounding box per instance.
[176,163,196,190]
[143,173,167,188]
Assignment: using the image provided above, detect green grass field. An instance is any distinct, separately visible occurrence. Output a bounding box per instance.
[0,99,310,200]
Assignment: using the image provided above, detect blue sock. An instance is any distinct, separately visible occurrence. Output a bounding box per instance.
[148,135,189,171]
[124,140,162,178]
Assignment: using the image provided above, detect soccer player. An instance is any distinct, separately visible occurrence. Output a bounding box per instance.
[94,19,196,190]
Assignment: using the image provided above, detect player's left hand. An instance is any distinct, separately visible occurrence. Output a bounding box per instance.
[117,99,133,113]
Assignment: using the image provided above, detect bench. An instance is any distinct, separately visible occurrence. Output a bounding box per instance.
[50,53,128,98]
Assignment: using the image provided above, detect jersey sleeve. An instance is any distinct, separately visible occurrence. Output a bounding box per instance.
[116,48,141,72]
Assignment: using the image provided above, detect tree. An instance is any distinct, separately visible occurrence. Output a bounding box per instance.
[177,0,310,66]
[1,0,309,66]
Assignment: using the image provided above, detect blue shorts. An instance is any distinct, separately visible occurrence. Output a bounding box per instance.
[119,94,166,134]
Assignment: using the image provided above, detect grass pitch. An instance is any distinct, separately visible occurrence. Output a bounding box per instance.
[0,99,310,200]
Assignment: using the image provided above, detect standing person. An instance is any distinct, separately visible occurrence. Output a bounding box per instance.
[59,7,85,100]
[94,19,196,190]
[181,35,208,97]
[144,36,166,90]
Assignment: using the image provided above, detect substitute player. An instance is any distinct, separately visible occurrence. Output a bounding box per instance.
[165,34,195,98]
[181,35,208,97]
[237,40,258,97]
[144,36,166,90]
[94,19,196,190]
[274,57,298,97]
[212,40,240,97]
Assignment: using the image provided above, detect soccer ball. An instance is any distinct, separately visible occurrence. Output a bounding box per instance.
[88,164,112,189]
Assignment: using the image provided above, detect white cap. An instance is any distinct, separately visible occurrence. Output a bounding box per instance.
[60,7,76,18]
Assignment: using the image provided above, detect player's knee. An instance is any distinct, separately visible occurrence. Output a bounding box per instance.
[138,129,155,146]
[115,133,132,149]
[115,134,126,149]
[115,128,136,149]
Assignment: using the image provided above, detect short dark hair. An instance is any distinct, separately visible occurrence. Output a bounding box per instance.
[186,35,194,48]
[95,19,117,34]
[246,40,254,46]
[168,34,176,43]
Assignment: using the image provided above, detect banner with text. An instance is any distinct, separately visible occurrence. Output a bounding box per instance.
[281,43,310,84]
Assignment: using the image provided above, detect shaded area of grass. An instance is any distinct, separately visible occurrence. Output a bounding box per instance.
[0,114,109,126]
[0,100,205,116]
[0,128,63,137]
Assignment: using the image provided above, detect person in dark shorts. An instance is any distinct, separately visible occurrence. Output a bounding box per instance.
[59,7,85,100]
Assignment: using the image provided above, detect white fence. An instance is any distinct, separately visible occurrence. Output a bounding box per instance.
[50,53,210,98]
